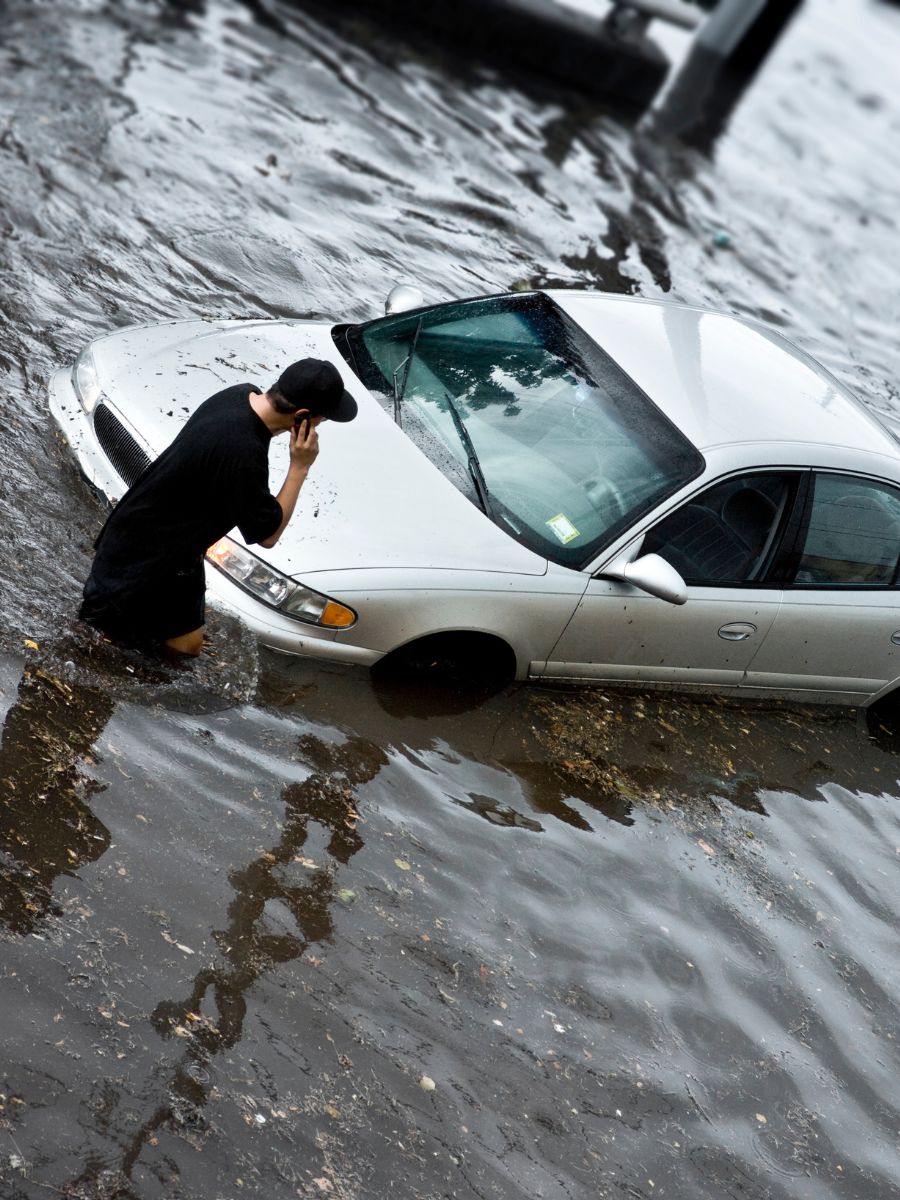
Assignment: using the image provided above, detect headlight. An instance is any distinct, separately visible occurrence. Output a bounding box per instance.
[206,537,357,629]
[72,344,104,414]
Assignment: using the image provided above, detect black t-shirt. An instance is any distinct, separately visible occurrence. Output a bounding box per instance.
[89,383,283,596]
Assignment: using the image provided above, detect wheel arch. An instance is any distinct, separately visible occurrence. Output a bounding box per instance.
[372,628,519,686]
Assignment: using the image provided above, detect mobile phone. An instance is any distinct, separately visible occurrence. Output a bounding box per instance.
[293,415,310,436]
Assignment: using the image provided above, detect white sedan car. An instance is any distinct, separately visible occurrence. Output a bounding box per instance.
[50,288,900,706]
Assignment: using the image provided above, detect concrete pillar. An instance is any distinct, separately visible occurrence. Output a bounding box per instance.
[651,0,805,149]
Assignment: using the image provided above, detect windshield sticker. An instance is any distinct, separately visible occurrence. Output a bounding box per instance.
[546,513,580,544]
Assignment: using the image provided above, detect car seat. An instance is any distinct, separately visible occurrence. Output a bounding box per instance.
[798,491,900,584]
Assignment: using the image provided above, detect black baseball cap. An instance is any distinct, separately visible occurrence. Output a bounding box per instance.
[273,358,358,423]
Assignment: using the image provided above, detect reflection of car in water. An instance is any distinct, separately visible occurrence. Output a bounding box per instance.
[49,288,900,707]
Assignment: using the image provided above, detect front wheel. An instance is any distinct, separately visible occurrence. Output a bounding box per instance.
[372,632,516,691]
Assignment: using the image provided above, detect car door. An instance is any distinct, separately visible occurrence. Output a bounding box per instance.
[743,472,900,701]
[539,472,799,688]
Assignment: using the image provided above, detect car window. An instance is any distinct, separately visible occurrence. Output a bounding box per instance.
[342,293,703,567]
[642,474,793,585]
[793,474,900,587]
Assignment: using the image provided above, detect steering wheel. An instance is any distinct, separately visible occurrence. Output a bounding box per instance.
[585,476,629,522]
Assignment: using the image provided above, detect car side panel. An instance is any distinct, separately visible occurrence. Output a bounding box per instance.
[743,590,900,698]
[317,566,591,679]
[537,579,782,686]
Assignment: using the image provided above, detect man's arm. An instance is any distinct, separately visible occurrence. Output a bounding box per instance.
[258,421,320,549]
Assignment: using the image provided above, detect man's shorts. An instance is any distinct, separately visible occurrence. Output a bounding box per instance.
[79,562,206,649]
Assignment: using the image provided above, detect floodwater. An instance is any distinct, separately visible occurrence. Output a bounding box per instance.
[1,0,900,1196]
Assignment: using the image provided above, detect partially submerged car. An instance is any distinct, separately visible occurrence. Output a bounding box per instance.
[50,287,900,706]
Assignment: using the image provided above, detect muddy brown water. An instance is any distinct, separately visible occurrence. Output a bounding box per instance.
[1,0,900,1197]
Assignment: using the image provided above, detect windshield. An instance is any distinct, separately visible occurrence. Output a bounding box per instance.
[340,292,703,567]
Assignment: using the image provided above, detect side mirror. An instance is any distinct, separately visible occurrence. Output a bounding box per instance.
[385,284,425,315]
[600,552,688,606]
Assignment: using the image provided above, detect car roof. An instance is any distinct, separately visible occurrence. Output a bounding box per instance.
[549,291,899,462]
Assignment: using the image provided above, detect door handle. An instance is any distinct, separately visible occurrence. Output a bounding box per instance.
[718,622,757,641]
[892,632,900,646]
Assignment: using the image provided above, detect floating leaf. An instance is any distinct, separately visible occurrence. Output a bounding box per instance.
[394,858,411,871]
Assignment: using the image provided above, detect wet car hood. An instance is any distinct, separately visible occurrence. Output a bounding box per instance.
[91,319,549,579]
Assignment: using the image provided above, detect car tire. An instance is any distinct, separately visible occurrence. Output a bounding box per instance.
[372,632,516,691]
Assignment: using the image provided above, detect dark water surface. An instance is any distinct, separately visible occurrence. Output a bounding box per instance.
[1,0,900,1196]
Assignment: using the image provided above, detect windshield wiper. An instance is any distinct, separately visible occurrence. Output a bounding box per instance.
[442,391,494,519]
[391,317,423,423]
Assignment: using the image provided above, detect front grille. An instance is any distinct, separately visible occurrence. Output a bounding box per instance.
[93,403,152,487]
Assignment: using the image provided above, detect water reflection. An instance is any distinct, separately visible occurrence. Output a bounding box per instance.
[532,684,900,821]
[68,731,384,1190]
[0,664,113,936]
[266,660,643,830]
[161,0,208,20]
[267,659,900,833]
[3,0,900,1193]
[7,650,900,1199]
[0,610,256,940]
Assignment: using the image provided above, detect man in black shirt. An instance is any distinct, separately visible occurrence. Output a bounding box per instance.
[80,358,357,656]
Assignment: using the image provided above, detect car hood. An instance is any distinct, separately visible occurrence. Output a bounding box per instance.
[92,318,548,578]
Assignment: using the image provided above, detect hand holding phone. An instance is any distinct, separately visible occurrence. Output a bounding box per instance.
[290,414,319,468]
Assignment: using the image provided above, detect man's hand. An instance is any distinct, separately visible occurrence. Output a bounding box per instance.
[258,421,321,549]
[290,418,320,471]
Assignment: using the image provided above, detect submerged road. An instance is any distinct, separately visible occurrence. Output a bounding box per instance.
[0,0,899,1196]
